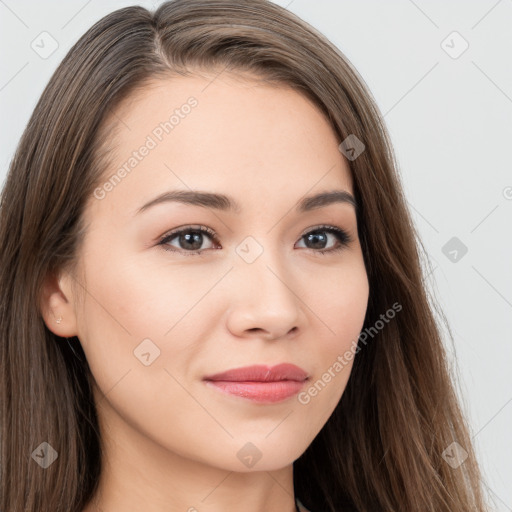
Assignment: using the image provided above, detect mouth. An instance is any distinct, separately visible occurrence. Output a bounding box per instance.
[203,363,309,403]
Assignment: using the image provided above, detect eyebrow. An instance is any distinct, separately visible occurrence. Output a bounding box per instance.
[136,189,357,215]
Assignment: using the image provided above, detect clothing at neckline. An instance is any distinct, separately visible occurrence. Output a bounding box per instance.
[295,497,312,512]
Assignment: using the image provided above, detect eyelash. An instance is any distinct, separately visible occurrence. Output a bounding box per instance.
[157,224,353,257]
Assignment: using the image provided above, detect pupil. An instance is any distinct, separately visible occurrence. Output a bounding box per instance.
[307,231,327,249]
[181,232,202,250]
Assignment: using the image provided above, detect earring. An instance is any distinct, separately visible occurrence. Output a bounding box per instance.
[56,316,62,324]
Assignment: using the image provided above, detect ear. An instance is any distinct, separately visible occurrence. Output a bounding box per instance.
[39,268,79,337]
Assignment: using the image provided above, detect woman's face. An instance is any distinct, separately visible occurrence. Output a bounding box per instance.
[62,72,369,472]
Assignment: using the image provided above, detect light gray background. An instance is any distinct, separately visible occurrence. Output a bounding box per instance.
[1,0,511,509]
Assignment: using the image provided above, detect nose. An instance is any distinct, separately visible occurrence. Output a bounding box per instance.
[225,251,304,341]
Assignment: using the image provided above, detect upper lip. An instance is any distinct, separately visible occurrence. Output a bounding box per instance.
[203,363,309,382]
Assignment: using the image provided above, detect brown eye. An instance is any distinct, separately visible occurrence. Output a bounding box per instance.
[158,226,219,255]
[296,226,352,254]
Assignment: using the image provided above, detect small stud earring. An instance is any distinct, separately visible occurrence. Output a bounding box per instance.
[56,316,62,324]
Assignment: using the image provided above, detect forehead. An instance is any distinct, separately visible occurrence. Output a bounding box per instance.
[88,72,353,218]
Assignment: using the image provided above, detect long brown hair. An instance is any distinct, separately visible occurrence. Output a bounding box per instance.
[0,1,491,510]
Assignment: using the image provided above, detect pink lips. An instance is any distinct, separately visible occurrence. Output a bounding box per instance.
[203,364,309,403]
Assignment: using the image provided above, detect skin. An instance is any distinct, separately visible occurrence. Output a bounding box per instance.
[41,71,369,512]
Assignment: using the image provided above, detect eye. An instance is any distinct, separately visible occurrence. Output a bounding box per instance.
[296,225,353,255]
[157,224,353,256]
[158,225,219,256]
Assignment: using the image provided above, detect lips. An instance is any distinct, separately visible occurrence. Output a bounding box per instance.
[203,363,309,403]
[203,363,309,383]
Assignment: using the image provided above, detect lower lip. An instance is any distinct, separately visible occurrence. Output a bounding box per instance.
[204,380,306,403]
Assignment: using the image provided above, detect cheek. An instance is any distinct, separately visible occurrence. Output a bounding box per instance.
[74,249,220,385]
[300,257,368,407]
[78,244,214,335]
[308,256,369,349]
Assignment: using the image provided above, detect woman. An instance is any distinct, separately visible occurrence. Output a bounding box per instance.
[0,1,490,511]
